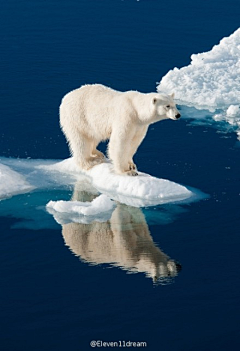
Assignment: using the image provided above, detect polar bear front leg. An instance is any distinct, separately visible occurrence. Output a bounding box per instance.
[127,126,149,174]
[108,131,138,176]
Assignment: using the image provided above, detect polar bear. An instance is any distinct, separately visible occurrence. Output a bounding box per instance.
[60,84,181,176]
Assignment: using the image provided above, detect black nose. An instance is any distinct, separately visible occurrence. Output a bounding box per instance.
[175,261,182,273]
[176,113,181,119]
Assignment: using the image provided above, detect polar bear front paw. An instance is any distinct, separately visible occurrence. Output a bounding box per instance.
[128,161,137,171]
[126,170,138,176]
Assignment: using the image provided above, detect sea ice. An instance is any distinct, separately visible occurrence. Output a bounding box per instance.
[0,156,195,224]
[157,28,240,111]
[0,157,205,228]
[226,105,240,117]
[40,157,193,207]
[47,194,115,217]
[0,163,34,200]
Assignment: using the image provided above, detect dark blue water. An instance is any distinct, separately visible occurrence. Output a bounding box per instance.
[1,1,240,350]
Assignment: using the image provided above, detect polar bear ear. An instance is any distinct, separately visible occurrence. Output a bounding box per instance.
[171,92,175,98]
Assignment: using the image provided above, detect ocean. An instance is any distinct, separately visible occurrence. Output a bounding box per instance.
[1,1,240,350]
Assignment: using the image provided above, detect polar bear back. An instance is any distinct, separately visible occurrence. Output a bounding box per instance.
[60,84,134,142]
[59,84,157,141]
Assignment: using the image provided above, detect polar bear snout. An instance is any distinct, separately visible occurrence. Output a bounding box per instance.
[167,111,181,121]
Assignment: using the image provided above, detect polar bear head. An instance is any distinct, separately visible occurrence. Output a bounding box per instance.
[152,93,181,121]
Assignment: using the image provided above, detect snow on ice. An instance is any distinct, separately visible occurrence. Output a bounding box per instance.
[157,28,240,138]
[158,28,240,111]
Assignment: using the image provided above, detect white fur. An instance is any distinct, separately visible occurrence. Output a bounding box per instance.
[60,84,180,175]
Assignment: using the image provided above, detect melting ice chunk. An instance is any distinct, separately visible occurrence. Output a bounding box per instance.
[47,194,115,217]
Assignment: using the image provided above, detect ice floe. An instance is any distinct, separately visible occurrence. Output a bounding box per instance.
[157,28,240,138]
[158,28,240,111]
[226,105,240,118]
[0,157,206,229]
[39,157,193,207]
[0,163,34,200]
[0,156,195,208]
[47,194,115,217]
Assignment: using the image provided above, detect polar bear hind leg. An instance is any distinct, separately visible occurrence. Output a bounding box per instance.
[91,147,105,160]
[68,131,104,170]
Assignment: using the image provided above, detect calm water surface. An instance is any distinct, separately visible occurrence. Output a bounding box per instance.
[1,1,240,350]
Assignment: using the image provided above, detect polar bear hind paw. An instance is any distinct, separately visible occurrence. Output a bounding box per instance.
[92,150,105,159]
[83,157,104,170]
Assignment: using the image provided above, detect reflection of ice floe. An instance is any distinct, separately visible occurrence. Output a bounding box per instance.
[158,28,240,111]
[59,188,181,284]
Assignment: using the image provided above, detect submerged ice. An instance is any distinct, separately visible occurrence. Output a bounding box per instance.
[0,156,205,232]
[0,156,196,222]
[0,159,188,283]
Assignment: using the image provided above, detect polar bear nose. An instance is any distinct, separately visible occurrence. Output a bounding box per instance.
[175,261,182,273]
[175,113,181,119]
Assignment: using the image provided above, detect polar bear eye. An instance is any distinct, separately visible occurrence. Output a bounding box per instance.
[166,105,170,109]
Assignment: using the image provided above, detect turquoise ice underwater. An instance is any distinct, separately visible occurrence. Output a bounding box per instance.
[1,1,240,348]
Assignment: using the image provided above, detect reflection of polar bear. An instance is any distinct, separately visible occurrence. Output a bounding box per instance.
[60,84,180,176]
[61,189,181,283]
